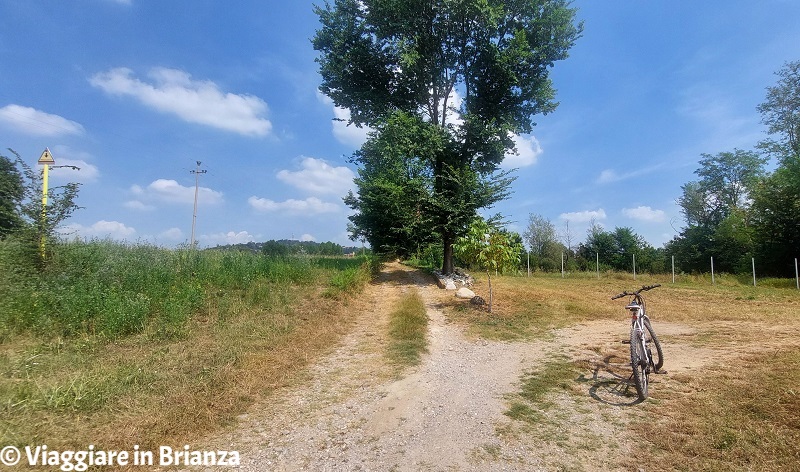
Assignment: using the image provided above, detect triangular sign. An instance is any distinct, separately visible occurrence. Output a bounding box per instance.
[37,148,55,165]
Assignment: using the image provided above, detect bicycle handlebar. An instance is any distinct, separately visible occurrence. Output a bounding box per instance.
[610,283,661,300]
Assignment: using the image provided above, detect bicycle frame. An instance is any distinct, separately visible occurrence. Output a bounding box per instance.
[626,298,653,372]
[612,284,662,401]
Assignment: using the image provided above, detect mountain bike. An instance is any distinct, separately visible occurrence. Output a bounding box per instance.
[611,284,664,401]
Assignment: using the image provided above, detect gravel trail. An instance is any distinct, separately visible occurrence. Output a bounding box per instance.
[196,262,785,471]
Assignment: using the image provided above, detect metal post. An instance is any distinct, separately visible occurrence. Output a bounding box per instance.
[752,258,756,287]
[527,251,530,277]
[795,258,798,290]
[596,252,599,279]
[633,253,636,280]
[561,252,564,278]
[672,255,675,283]
[711,256,715,285]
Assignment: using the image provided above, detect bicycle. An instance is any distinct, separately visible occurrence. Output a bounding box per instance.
[611,284,664,401]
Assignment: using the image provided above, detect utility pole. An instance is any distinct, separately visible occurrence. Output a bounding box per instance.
[37,148,55,260]
[190,161,206,249]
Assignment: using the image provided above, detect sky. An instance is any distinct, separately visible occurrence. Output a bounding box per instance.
[1,1,799,250]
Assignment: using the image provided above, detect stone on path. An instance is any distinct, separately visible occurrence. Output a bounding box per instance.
[455,287,475,299]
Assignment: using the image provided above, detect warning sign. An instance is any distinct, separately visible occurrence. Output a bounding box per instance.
[37,148,55,165]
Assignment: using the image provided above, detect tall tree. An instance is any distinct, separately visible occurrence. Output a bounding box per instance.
[672,149,766,273]
[678,149,767,227]
[757,60,800,163]
[344,112,441,257]
[751,61,800,275]
[314,0,582,273]
[522,212,560,270]
[0,152,24,237]
[751,158,800,275]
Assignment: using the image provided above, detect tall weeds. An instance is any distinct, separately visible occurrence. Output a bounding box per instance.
[0,239,374,449]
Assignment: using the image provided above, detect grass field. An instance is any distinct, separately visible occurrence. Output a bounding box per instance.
[0,240,376,453]
[449,270,800,470]
[2,244,798,469]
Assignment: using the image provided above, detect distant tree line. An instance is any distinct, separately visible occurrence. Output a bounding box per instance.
[666,60,799,277]
[522,61,800,277]
[211,239,365,257]
[521,214,664,274]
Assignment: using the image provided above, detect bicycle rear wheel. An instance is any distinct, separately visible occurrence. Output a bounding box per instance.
[630,327,648,400]
[643,318,664,371]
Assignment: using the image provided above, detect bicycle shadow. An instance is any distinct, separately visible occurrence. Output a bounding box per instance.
[578,353,644,406]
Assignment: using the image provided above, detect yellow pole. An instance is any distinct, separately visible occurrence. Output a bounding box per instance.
[40,162,49,259]
[37,148,55,261]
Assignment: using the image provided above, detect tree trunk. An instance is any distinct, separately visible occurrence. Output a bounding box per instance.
[442,234,454,275]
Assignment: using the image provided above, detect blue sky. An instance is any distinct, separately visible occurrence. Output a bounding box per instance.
[1,1,799,249]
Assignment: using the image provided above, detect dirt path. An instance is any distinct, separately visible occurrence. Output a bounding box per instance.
[198,262,799,471]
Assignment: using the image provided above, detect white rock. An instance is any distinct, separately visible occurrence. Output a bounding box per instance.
[455,287,475,299]
[445,280,457,290]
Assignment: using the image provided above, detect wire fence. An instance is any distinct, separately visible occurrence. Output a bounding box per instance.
[523,252,800,289]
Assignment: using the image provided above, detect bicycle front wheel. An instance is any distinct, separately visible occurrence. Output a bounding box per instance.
[643,318,664,371]
[630,327,648,400]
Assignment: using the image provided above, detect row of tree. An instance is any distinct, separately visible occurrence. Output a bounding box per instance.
[666,61,799,277]
[522,213,664,274]
[521,61,800,277]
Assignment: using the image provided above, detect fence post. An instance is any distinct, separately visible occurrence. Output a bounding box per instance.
[795,258,798,290]
[527,251,530,277]
[672,255,675,283]
[561,252,564,278]
[711,256,715,285]
[633,253,636,280]
[752,258,756,287]
[596,252,599,279]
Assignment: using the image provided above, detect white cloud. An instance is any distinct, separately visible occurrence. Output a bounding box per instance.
[317,92,372,148]
[202,231,256,245]
[502,134,543,169]
[131,179,223,205]
[248,196,339,214]
[596,164,667,185]
[623,206,667,223]
[90,67,272,136]
[49,159,100,183]
[277,157,356,196]
[559,209,607,223]
[124,200,155,211]
[299,233,315,242]
[159,227,184,240]
[0,104,84,137]
[597,169,619,184]
[60,220,136,239]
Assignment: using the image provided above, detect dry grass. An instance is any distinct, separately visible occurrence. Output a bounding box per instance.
[443,271,800,469]
[0,281,363,453]
[635,349,800,471]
